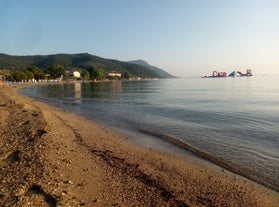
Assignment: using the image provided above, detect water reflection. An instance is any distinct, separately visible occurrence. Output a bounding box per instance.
[109,81,122,93]
[74,82,82,103]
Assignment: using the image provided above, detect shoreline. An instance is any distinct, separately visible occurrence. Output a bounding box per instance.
[1,85,278,206]
[139,129,279,192]
[20,81,279,193]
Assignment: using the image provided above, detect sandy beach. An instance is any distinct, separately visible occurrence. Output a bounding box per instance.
[0,85,278,207]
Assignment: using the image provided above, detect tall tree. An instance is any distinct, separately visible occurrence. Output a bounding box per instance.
[87,66,105,81]
[12,71,28,82]
[81,70,90,81]
[27,66,45,81]
[122,71,131,79]
[24,70,34,81]
[46,64,66,79]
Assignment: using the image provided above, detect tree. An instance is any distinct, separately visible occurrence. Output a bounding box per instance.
[46,64,66,79]
[81,70,90,81]
[24,70,34,81]
[4,72,13,82]
[0,69,12,81]
[12,71,28,82]
[27,66,45,81]
[87,66,105,81]
[122,71,131,79]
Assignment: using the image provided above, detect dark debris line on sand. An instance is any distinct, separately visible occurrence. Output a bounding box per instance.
[91,149,189,207]
[56,111,190,207]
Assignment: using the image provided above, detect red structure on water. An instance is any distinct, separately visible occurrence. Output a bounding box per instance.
[203,69,253,78]
[237,69,253,76]
[212,71,227,77]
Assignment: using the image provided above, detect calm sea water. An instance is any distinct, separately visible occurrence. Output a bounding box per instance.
[21,75,279,191]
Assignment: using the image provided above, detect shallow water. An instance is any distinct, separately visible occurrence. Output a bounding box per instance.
[21,75,279,191]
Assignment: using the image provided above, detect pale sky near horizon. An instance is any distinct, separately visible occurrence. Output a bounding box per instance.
[1,0,278,76]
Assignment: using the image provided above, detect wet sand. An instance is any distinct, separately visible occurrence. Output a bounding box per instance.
[0,85,278,207]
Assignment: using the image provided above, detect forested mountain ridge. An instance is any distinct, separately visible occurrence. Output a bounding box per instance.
[0,53,173,79]
[129,60,176,78]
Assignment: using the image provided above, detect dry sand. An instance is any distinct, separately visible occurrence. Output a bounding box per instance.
[0,85,278,207]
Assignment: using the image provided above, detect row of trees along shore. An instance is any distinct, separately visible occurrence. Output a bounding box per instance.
[0,65,132,82]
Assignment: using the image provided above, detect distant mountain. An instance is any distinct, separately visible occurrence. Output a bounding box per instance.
[0,53,174,79]
[128,60,176,78]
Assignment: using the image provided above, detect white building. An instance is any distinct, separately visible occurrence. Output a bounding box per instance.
[73,71,81,78]
[107,72,122,78]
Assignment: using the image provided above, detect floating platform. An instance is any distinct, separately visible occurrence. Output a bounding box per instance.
[202,69,253,78]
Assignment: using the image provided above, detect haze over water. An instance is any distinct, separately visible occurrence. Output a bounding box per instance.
[21,75,279,191]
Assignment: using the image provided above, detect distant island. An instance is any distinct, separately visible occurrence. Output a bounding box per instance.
[0,53,175,83]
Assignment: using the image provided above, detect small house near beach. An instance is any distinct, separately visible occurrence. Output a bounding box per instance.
[107,71,122,78]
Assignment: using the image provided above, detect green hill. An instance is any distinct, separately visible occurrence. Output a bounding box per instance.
[0,53,173,79]
[128,60,176,78]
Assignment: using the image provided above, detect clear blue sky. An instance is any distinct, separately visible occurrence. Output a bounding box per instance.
[1,0,278,76]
